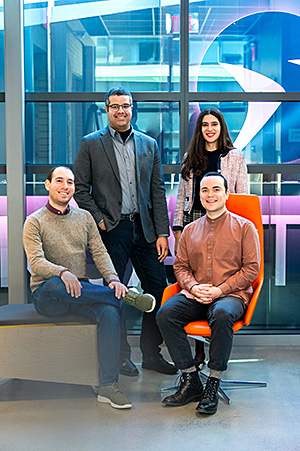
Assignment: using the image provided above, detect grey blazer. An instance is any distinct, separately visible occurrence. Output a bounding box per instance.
[74,125,169,243]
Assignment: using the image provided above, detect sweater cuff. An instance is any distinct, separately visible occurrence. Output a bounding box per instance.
[59,269,69,278]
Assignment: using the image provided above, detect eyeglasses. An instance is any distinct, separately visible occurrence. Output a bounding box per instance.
[108,104,132,111]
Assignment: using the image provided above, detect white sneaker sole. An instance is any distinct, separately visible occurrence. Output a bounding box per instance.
[129,288,156,313]
[145,293,156,313]
[97,394,132,409]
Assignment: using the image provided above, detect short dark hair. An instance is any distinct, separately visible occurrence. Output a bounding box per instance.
[46,166,73,182]
[105,87,133,108]
[201,171,228,191]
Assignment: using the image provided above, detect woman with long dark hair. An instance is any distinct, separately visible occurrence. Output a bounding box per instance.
[173,107,248,367]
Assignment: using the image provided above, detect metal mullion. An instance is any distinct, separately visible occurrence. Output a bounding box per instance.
[247,164,300,174]
[25,92,182,103]
[25,163,300,176]
[180,0,190,162]
[188,92,300,102]
[4,0,27,304]
[25,92,300,103]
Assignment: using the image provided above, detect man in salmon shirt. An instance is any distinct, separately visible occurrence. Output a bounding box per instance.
[157,172,260,415]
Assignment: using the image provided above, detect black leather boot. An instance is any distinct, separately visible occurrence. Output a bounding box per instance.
[196,376,220,415]
[162,371,203,406]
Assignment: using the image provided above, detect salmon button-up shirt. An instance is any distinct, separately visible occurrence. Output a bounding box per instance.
[174,209,260,305]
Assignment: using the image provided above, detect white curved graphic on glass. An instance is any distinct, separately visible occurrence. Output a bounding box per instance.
[219,63,285,151]
[289,59,300,66]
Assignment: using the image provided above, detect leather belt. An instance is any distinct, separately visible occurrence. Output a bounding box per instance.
[120,213,140,222]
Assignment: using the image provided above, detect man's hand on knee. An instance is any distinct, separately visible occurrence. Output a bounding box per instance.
[108,281,128,299]
[61,271,82,298]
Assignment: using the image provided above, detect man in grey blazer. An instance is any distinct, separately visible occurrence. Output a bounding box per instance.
[74,87,177,376]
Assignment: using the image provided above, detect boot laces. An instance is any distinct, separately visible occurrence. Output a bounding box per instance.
[174,371,194,391]
[175,372,187,389]
[203,378,219,400]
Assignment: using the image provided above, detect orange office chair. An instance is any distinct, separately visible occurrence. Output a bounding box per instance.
[161,194,266,405]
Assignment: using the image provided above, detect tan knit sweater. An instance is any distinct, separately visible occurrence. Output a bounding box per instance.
[23,206,119,292]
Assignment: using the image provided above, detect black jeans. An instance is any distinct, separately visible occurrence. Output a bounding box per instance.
[100,216,167,362]
[156,293,246,371]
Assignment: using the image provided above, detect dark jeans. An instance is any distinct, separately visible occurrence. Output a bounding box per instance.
[32,277,123,387]
[156,293,246,372]
[100,217,167,362]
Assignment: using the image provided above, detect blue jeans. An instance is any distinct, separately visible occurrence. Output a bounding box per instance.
[100,217,167,362]
[156,294,246,372]
[32,277,123,387]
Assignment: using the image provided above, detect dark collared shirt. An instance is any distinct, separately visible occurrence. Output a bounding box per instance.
[46,201,70,216]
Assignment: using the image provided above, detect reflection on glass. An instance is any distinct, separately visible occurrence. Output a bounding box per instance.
[164,172,300,328]
[189,3,300,93]
[133,102,180,165]
[0,29,4,92]
[189,102,300,168]
[0,187,7,303]
[25,101,180,166]
[0,104,5,164]
[24,0,180,92]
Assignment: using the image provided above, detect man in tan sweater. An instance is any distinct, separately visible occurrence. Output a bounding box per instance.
[23,166,156,410]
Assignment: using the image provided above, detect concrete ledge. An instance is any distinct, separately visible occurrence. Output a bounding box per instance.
[233,334,300,347]
[0,323,99,385]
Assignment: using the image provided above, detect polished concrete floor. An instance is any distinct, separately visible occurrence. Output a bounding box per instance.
[1,345,299,451]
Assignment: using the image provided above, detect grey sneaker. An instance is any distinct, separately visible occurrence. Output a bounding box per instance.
[123,288,156,313]
[97,383,132,409]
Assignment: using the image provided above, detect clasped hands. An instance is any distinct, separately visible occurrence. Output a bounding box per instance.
[61,271,127,299]
[190,283,222,304]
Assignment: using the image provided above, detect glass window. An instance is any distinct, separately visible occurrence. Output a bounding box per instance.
[0,14,4,92]
[0,102,7,304]
[0,176,7,306]
[189,2,300,93]
[0,103,5,164]
[24,99,179,327]
[133,102,180,165]
[25,101,179,167]
[0,29,5,92]
[15,0,300,329]
[166,172,300,329]
[24,0,180,92]
[0,1,5,303]
[189,102,300,169]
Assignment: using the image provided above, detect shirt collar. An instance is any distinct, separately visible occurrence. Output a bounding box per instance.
[109,124,133,140]
[46,201,70,216]
[206,209,228,223]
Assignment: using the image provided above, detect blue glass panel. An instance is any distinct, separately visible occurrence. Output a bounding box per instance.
[189,2,300,93]
[25,101,179,165]
[189,102,300,167]
[24,0,180,92]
